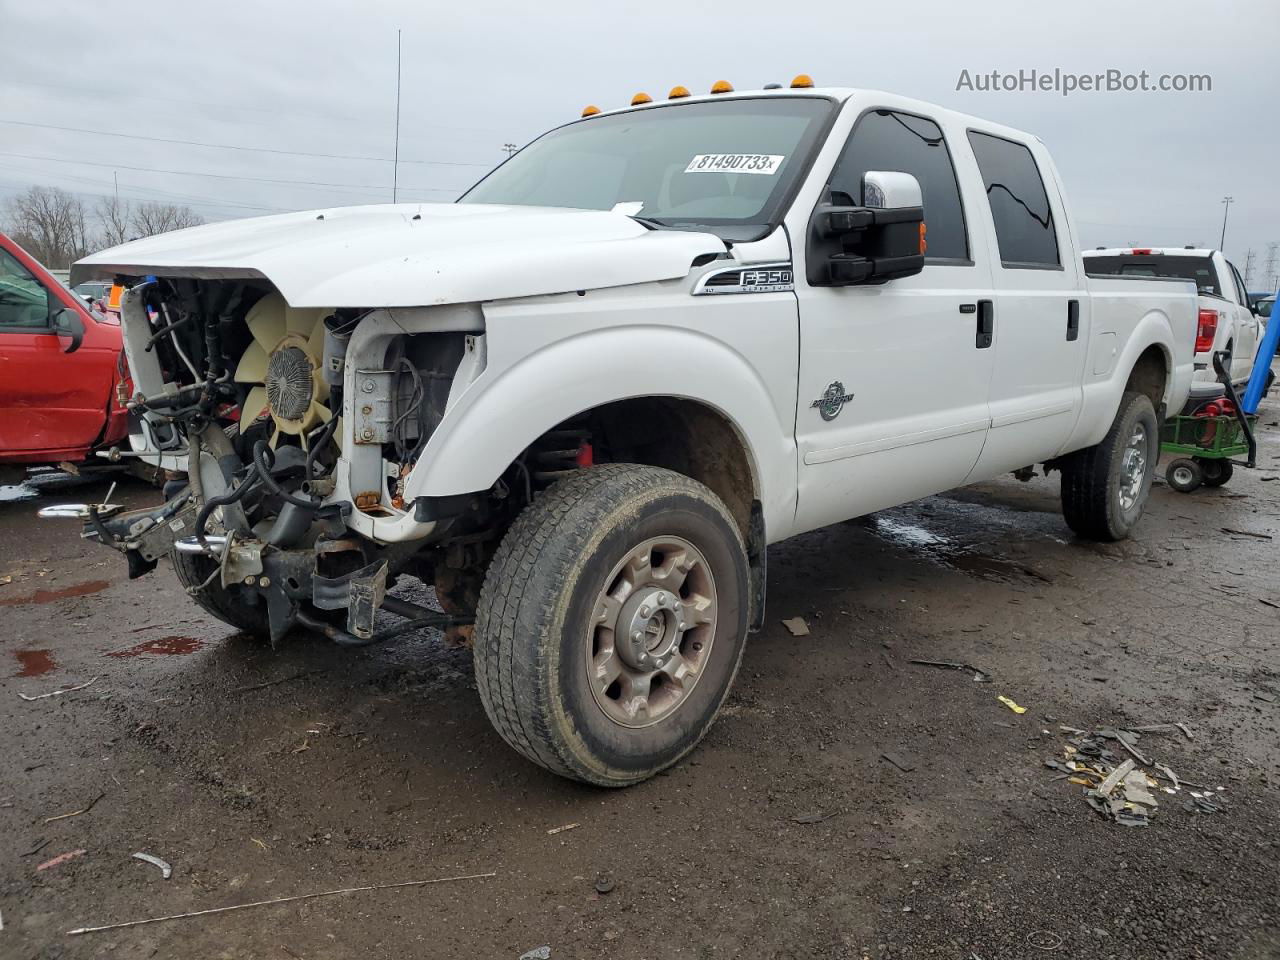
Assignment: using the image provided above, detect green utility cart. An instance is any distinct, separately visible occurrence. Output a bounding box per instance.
[1161,353,1258,493]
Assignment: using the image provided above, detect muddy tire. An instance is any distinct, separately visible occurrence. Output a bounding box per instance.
[1060,391,1159,541]
[473,464,750,787]
[1197,457,1233,488]
[170,548,270,639]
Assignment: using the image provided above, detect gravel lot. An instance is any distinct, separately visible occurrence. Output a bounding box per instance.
[3,383,1278,960]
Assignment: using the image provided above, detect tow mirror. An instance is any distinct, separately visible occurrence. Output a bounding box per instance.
[806,170,926,286]
[52,307,85,354]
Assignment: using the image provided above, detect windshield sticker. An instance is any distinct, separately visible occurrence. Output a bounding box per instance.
[685,154,785,175]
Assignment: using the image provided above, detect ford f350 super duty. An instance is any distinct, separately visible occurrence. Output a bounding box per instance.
[60,80,1195,786]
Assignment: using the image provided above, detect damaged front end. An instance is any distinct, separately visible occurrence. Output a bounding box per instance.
[42,277,486,647]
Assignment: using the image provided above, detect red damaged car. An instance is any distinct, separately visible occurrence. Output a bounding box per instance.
[0,231,130,485]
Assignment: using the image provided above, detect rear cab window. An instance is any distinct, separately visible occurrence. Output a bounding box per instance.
[1086,254,1220,297]
[966,131,1061,269]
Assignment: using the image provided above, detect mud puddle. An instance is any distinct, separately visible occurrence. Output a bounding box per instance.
[0,580,110,607]
[870,516,1053,583]
[106,636,205,658]
[12,649,57,677]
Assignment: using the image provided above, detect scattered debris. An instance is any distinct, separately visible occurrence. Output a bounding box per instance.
[0,574,11,585]
[909,658,991,682]
[880,751,916,773]
[232,671,320,695]
[546,823,579,836]
[1260,598,1279,609]
[37,849,87,872]
[18,676,100,702]
[594,875,615,895]
[1220,527,1272,540]
[997,695,1027,715]
[132,852,173,879]
[1255,692,1278,704]
[43,792,105,824]
[519,948,552,960]
[1044,723,1214,827]
[22,837,51,857]
[1026,929,1064,950]
[67,871,497,935]
[791,811,838,824]
[781,617,810,637]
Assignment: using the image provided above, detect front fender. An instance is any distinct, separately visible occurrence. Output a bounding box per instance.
[403,325,797,537]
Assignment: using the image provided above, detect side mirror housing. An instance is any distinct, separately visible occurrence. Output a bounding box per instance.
[52,307,86,354]
[806,171,926,287]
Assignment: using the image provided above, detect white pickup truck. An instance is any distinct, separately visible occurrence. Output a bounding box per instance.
[1085,247,1264,389]
[64,81,1195,786]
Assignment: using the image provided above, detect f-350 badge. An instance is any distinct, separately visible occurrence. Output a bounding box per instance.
[812,381,854,421]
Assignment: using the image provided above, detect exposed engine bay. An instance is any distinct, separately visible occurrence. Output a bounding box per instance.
[81,278,572,647]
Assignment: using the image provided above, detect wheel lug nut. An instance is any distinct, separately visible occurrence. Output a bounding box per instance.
[657,592,668,604]
[631,630,643,644]
[639,605,651,618]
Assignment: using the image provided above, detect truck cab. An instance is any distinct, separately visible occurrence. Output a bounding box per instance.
[0,231,130,485]
[63,81,1195,786]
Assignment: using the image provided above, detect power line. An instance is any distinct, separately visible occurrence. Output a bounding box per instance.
[0,118,491,167]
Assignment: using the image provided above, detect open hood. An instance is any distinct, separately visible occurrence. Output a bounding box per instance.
[71,203,727,308]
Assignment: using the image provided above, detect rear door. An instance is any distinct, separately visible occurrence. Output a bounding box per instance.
[791,105,996,534]
[966,131,1086,477]
[0,243,106,455]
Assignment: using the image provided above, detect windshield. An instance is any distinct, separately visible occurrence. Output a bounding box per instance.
[1086,254,1220,297]
[459,97,836,241]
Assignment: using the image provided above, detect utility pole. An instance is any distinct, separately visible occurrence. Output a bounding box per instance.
[1265,242,1280,291]
[502,143,518,158]
[113,170,119,204]
[1243,249,1257,289]
[392,28,402,203]
[1219,195,1233,250]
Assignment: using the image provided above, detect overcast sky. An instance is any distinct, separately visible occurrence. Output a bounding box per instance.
[2,0,1278,285]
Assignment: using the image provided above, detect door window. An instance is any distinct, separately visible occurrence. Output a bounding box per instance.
[966,131,1060,269]
[0,248,52,329]
[828,109,970,264]
[1227,261,1248,306]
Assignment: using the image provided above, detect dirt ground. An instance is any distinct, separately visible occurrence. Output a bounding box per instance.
[3,393,1279,960]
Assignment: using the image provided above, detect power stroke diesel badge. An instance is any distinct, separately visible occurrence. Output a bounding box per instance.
[812,381,854,421]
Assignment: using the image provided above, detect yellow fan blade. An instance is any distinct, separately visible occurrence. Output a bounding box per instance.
[246,293,288,350]
[240,385,270,432]
[234,341,269,384]
[287,306,325,337]
[307,315,329,388]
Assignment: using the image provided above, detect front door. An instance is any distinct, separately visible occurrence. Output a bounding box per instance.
[792,107,996,535]
[0,245,104,455]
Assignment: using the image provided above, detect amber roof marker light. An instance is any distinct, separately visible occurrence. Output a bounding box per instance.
[581,105,601,117]
[790,74,815,88]
[710,80,734,94]
[631,92,653,105]
[668,85,691,99]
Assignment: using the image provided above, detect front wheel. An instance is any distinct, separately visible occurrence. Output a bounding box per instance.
[1060,391,1159,541]
[1197,457,1233,488]
[472,465,750,787]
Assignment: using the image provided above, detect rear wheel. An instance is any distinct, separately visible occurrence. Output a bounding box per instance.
[473,464,750,787]
[1060,391,1159,540]
[1197,457,1233,488]
[170,547,270,639]
[1166,458,1202,493]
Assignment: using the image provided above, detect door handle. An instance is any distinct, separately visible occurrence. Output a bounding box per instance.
[975,300,994,349]
[1067,299,1080,341]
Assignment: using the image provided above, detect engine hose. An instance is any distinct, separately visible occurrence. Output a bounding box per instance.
[194,464,261,546]
[305,414,340,481]
[252,441,321,510]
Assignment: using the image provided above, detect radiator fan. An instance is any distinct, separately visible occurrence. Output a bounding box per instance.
[233,292,332,448]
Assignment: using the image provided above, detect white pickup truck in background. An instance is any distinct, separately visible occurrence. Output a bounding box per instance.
[1085,247,1264,390]
[66,82,1196,785]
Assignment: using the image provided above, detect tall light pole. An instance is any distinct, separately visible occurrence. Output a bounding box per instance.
[1219,195,1233,251]
[502,143,518,158]
[392,29,402,203]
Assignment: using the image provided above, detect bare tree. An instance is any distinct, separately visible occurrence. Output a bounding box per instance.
[130,202,204,238]
[96,194,134,247]
[4,186,91,268]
